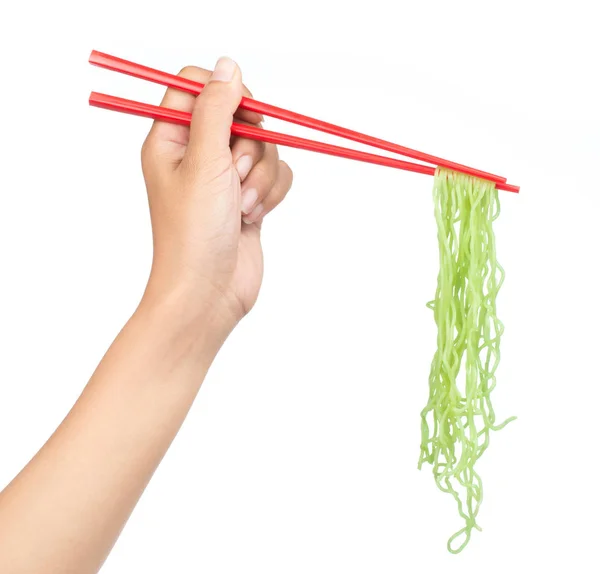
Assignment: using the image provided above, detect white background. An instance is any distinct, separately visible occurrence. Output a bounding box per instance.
[1,0,599,572]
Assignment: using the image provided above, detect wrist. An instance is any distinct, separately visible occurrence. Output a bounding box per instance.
[138,278,238,359]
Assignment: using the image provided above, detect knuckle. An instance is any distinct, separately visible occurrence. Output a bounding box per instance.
[270,188,286,206]
[280,160,294,187]
[265,186,286,212]
[140,137,156,168]
[253,161,278,189]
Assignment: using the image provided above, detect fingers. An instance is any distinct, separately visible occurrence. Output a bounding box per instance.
[142,58,263,185]
[182,58,243,177]
[141,66,211,178]
[142,60,261,176]
[239,143,278,219]
[242,159,293,225]
[257,160,294,221]
[151,67,210,144]
[139,56,290,226]
[231,129,266,184]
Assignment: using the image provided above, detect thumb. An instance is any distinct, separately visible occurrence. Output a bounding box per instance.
[183,57,243,173]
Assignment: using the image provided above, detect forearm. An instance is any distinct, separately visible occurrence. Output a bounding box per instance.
[0,290,227,573]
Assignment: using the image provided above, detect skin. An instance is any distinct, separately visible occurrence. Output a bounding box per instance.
[0,57,293,574]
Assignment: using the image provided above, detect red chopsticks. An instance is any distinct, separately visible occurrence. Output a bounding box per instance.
[89,92,518,193]
[88,51,520,193]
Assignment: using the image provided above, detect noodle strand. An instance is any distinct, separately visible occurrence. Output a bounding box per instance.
[419,168,515,553]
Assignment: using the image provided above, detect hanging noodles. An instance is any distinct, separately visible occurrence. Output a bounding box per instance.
[419,168,515,553]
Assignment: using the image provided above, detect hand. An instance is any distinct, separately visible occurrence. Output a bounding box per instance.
[140,57,293,339]
[0,59,294,574]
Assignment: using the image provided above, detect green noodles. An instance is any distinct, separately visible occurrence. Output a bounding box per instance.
[419,168,515,553]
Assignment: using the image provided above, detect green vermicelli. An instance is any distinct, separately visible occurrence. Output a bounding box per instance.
[419,168,515,553]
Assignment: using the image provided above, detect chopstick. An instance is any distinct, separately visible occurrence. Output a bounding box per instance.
[89,51,508,185]
[89,91,520,194]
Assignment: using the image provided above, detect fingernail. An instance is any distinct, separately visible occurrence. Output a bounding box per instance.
[211,57,237,83]
[242,202,264,224]
[241,188,258,214]
[235,155,253,181]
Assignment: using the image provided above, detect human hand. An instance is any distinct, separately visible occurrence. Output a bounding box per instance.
[140,58,293,340]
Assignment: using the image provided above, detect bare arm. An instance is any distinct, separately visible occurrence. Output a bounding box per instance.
[0,57,292,573]
[0,293,223,572]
